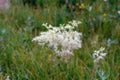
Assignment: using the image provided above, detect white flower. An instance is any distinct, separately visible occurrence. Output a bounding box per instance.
[103,0,107,2]
[118,10,120,15]
[93,47,107,63]
[6,76,10,80]
[99,47,105,52]
[89,6,92,11]
[68,20,82,27]
[32,20,82,59]
[65,24,73,29]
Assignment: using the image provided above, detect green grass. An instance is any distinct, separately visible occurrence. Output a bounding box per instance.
[0,0,120,80]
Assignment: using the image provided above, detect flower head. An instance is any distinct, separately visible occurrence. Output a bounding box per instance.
[32,20,82,60]
[118,10,120,15]
[103,0,107,2]
[6,76,10,80]
[80,3,85,9]
[93,47,107,63]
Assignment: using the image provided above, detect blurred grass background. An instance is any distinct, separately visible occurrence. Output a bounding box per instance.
[0,0,120,79]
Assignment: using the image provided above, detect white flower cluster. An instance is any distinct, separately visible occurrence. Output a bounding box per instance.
[93,47,107,63]
[118,10,120,15]
[32,20,82,58]
[103,0,107,2]
[6,76,10,80]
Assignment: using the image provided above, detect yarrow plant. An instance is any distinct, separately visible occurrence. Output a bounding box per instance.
[92,47,109,80]
[93,47,107,63]
[32,20,82,60]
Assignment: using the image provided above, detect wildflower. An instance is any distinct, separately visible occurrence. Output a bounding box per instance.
[32,20,82,60]
[79,3,85,9]
[6,76,10,80]
[118,10,120,15]
[89,6,92,11]
[103,13,107,22]
[103,0,107,2]
[103,13,107,17]
[93,47,107,63]
[68,20,82,27]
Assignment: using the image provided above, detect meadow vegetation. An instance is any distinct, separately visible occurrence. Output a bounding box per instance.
[0,0,120,80]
